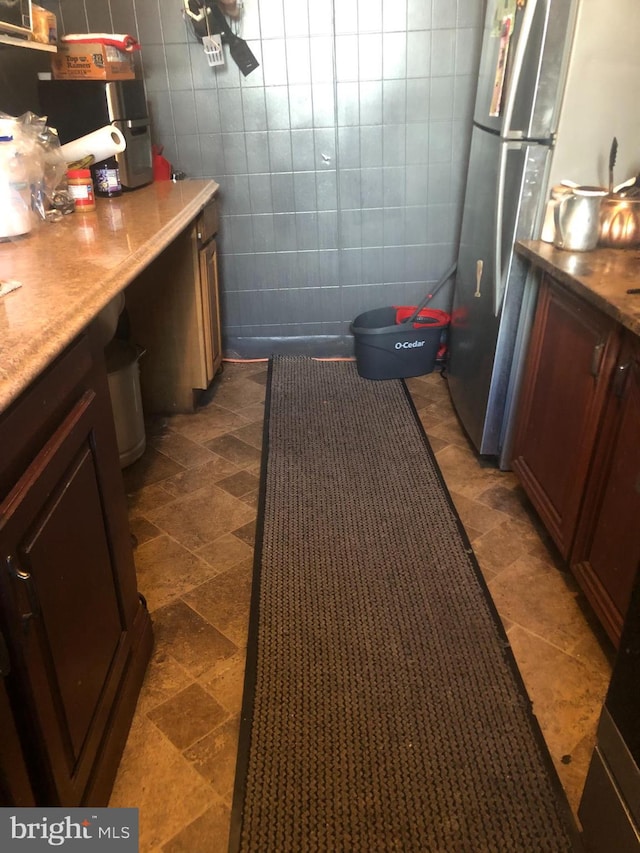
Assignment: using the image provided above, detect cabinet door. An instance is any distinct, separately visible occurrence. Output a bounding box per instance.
[511,276,619,558]
[0,390,132,805]
[199,238,222,385]
[571,334,640,645]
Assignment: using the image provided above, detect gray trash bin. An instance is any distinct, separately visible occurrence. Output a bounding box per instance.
[105,339,146,468]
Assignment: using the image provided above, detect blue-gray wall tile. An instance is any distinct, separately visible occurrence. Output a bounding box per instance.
[134,0,162,44]
[171,90,198,135]
[141,44,169,92]
[165,43,193,90]
[407,31,431,78]
[284,0,309,37]
[222,132,248,174]
[252,216,277,253]
[309,36,335,82]
[312,83,336,128]
[294,172,318,211]
[259,0,285,39]
[268,131,294,172]
[242,89,268,131]
[383,80,407,125]
[289,85,314,129]
[246,132,271,173]
[201,135,226,177]
[383,32,407,78]
[406,79,430,123]
[50,0,485,354]
[383,0,407,33]
[291,129,317,171]
[433,0,458,30]
[334,4,359,36]
[407,0,431,31]
[248,174,274,214]
[316,171,338,211]
[358,34,383,81]
[193,89,221,134]
[176,134,202,176]
[358,0,382,34]
[262,39,289,85]
[265,87,291,130]
[361,208,384,246]
[271,173,295,213]
[285,38,312,85]
[110,0,137,34]
[361,169,384,208]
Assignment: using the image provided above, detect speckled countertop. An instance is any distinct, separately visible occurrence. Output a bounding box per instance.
[516,240,640,336]
[0,179,218,413]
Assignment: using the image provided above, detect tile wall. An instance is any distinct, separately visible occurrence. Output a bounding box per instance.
[9,0,484,356]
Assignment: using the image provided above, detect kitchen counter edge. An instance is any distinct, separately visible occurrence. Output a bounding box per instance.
[0,179,219,413]
[516,240,640,337]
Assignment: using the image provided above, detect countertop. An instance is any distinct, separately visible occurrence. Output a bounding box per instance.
[516,240,640,336]
[0,179,219,412]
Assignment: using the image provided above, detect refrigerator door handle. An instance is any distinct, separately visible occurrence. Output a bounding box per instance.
[494,140,524,316]
[495,143,508,316]
[501,0,540,141]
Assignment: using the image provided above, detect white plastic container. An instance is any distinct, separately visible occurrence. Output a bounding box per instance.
[0,135,32,241]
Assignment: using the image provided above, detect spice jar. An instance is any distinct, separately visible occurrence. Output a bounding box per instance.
[67,168,95,212]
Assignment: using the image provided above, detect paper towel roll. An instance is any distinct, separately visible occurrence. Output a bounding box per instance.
[60,125,127,166]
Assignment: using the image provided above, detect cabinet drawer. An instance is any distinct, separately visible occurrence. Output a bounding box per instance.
[196,199,219,246]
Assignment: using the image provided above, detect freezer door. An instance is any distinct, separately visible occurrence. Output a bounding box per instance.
[448,128,551,457]
[474,0,575,140]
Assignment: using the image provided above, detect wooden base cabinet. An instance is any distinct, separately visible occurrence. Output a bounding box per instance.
[571,333,640,645]
[512,277,620,559]
[125,197,222,413]
[0,333,153,806]
[512,274,639,646]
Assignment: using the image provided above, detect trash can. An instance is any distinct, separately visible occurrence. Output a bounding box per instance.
[105,339,146,468]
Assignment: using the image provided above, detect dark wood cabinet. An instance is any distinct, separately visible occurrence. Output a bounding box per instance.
[512,276,620,559]
[512,273,639,646]
[0,333,153,806]
[571,333,640,645]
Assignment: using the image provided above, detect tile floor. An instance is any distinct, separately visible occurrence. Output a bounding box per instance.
[109,361,615,851]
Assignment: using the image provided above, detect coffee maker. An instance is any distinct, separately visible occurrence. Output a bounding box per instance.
[38,79,153,190]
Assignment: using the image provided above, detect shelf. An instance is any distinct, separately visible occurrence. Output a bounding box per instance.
[0,33,56,52]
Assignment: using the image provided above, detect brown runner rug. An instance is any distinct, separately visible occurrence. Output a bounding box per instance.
[229,356,581,852]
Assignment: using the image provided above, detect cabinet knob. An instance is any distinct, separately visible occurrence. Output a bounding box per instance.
[613,361,631,398]
[590,342,605,378]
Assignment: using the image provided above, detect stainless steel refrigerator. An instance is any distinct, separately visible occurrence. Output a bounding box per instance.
[447,0,640,469]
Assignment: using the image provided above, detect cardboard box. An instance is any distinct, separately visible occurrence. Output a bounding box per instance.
[51,42,135,80]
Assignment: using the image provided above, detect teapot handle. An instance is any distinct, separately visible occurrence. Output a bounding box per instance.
[553,195,570,249]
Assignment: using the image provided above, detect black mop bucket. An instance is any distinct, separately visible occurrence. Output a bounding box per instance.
[350,262,456,380]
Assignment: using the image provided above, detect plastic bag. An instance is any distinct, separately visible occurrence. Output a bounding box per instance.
[0,111,70,224]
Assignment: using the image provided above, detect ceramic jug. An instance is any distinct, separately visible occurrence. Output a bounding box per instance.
[553,187,606,251]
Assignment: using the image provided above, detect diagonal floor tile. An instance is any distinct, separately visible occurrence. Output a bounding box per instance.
[133,535,220,612]
[109,715,214,850]
[152,600,238,678]
[148,682,229,751]
[146,484,255,551]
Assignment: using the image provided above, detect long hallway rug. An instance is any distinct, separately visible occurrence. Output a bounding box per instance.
[229,356,581,852]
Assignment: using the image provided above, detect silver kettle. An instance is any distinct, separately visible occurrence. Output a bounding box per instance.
[553,187,606,252]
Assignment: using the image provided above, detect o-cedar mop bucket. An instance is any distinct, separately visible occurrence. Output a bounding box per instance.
[350,262,456,380]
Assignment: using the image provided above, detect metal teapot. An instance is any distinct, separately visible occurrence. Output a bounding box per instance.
[553,187,607,252]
